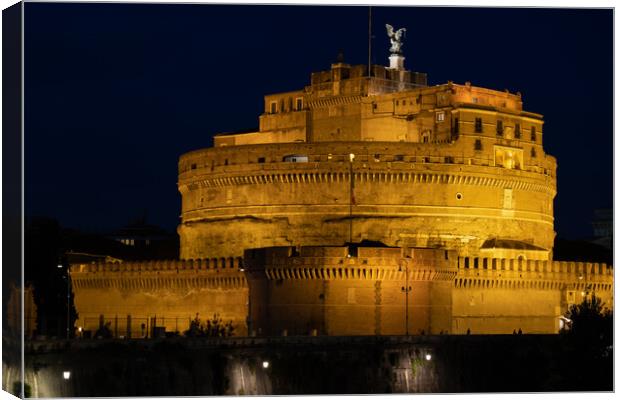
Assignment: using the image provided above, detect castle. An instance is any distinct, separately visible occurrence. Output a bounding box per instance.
[70,28,613,338]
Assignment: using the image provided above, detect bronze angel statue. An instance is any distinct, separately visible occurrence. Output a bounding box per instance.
[385,24,406,54]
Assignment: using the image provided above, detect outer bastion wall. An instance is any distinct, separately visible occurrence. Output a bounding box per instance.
[452,257,614,334]
[70,248,612,338]
[244,247,457,336]
[179,142,556,259]
[70,258,248,337]
[243,247,613,336]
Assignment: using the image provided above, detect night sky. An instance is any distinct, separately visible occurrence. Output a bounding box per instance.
[24,4,612,239]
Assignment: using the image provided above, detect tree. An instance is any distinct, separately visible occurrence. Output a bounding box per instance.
[184,313,234,338]
[564,293,613,346]
[556,294,613,390]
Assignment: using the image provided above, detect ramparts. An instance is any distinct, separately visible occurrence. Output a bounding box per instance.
[70,248,613,338]
[70,258,248,338]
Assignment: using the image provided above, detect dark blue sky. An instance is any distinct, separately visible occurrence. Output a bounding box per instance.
[25,4,612,239]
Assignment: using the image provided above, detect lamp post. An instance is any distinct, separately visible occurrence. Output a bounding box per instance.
[399,257,412,336]
[348,153,355,244]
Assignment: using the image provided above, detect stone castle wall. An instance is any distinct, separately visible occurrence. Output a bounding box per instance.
[244,247,613,336]
[178,141,556,259]
[70,258,248,337]
[70,247,613,338]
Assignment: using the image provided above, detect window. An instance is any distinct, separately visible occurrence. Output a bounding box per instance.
[452,118,459,135]
[531,148,537,158]
[394,154,404,161]
[515,123,521,139]
[270,101,277,114]
[496,120,504,136]
[224,159,229,166]
[288,98,293,111]
[474,139,482,151]
[374,154,381,162]
[258,157,266,163]
[296,97,303,110]
[531,126,537,141]
[436,111,445,122]
[445,156,454,164]
[475,117,483,133]
[190,163,197,170]
[283,154,309,163]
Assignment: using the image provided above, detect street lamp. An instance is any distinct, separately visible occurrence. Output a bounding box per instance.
[63,371,71,380]
[348,153,355,244]
[398,256,412,336]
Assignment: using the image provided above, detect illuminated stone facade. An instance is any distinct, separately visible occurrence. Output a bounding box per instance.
[178,61,555,260]
[70,55,612,337]
[70,247,613,337]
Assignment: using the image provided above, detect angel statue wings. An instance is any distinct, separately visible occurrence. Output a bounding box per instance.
[385,24,406,54]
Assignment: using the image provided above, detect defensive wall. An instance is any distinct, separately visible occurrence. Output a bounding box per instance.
[69,258,247,338]
[70,246,613,337]
[178,141,556,259]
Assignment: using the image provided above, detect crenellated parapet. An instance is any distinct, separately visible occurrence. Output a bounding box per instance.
[70,257,247,291]
[455,257,613,292]
[244,246,457,282]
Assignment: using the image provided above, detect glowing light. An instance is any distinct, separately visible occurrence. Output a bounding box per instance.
[262,361,270,369]
[57,264,63,269]
[425,354,432,361]
[78,327,83,332]
[63,371,71,380]
[349,153,355,162]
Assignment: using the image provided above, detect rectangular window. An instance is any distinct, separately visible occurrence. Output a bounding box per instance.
[258,157,266,163]
[453,118,459,134]
[190,163,197,170]
[270,101,277,114]
[436,111,445,122]
[531,126,537,141]
[475,117,482,133]
[474,139,482,151]
[296,97,303,110]
[531,148,537,158]
[496,120,504,136]
[515,123,521,138]
[394,154,404,161]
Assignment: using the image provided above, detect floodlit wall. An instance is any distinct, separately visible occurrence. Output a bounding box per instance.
[70,258,248,338]
[178,140,556,259]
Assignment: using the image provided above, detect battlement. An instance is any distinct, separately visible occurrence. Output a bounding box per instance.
[70,257,244,274]
[454,257,613,292]
[244,246,457,282]
[457,257,612,277]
